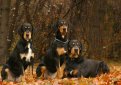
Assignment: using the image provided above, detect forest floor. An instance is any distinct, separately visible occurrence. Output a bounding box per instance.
[0,60,121,85]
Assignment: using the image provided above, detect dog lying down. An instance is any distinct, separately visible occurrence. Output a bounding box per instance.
[64,40,110,78]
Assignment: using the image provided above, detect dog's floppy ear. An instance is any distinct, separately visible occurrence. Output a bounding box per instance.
[80,43,82,53]
[68,40,71,52]
[52,21,59,33]
[32,25,34,34]
[30,23,35,38]
[18,24,23,37]
[78,40,82,52]
[30,23,34,36]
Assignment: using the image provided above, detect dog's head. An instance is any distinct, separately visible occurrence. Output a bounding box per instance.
[54,19,68,39]
[18,23,33,41]
[52,41,68,56]
[68,40,82,58]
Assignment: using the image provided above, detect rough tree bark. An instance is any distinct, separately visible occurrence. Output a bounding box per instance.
[8,0,20,52]
[0,0,10,64]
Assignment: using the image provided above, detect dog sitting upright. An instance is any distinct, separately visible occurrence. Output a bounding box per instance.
[36,19,68,79]
[1,23,34,81]
[64,40,110,78]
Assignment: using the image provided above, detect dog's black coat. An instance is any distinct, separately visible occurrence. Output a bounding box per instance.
[79,59,109,77]
[44,40,68,73]
[36,19,68,77]
[36,41,68,77]
[20,41,34,71]
[1,23,34,81]
[36,39,68,77]
[65,40,110,78]
[65,57,109,78]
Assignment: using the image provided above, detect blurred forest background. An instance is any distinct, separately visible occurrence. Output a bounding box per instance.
[0,0,121,64]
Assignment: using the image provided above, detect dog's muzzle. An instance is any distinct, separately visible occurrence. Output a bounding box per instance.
[74,46,79,52]
[26,31,30,37]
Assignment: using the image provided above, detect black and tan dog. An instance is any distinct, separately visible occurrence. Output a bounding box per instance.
[1,23,34,81]
[64,40,110,78]
[36,19,68,79]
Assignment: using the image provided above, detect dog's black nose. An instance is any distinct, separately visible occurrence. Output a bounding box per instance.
[63,28,66,32]
[74,49,78,53]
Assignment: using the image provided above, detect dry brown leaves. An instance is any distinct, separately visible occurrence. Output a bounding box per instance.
[0,65,121,85]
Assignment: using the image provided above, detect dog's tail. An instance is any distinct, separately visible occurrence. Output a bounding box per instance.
[100,61,110,74]
[1,64,9,81]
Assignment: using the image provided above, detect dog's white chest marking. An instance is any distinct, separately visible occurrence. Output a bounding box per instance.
[62,35,65,38]
[20,43,34,62]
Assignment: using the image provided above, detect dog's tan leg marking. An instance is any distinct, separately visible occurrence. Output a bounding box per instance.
[56,61,66,79]
[40,66,46,79]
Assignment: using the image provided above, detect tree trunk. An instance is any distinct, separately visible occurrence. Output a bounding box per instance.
[0,0,10,64]
[8,0,20,53]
